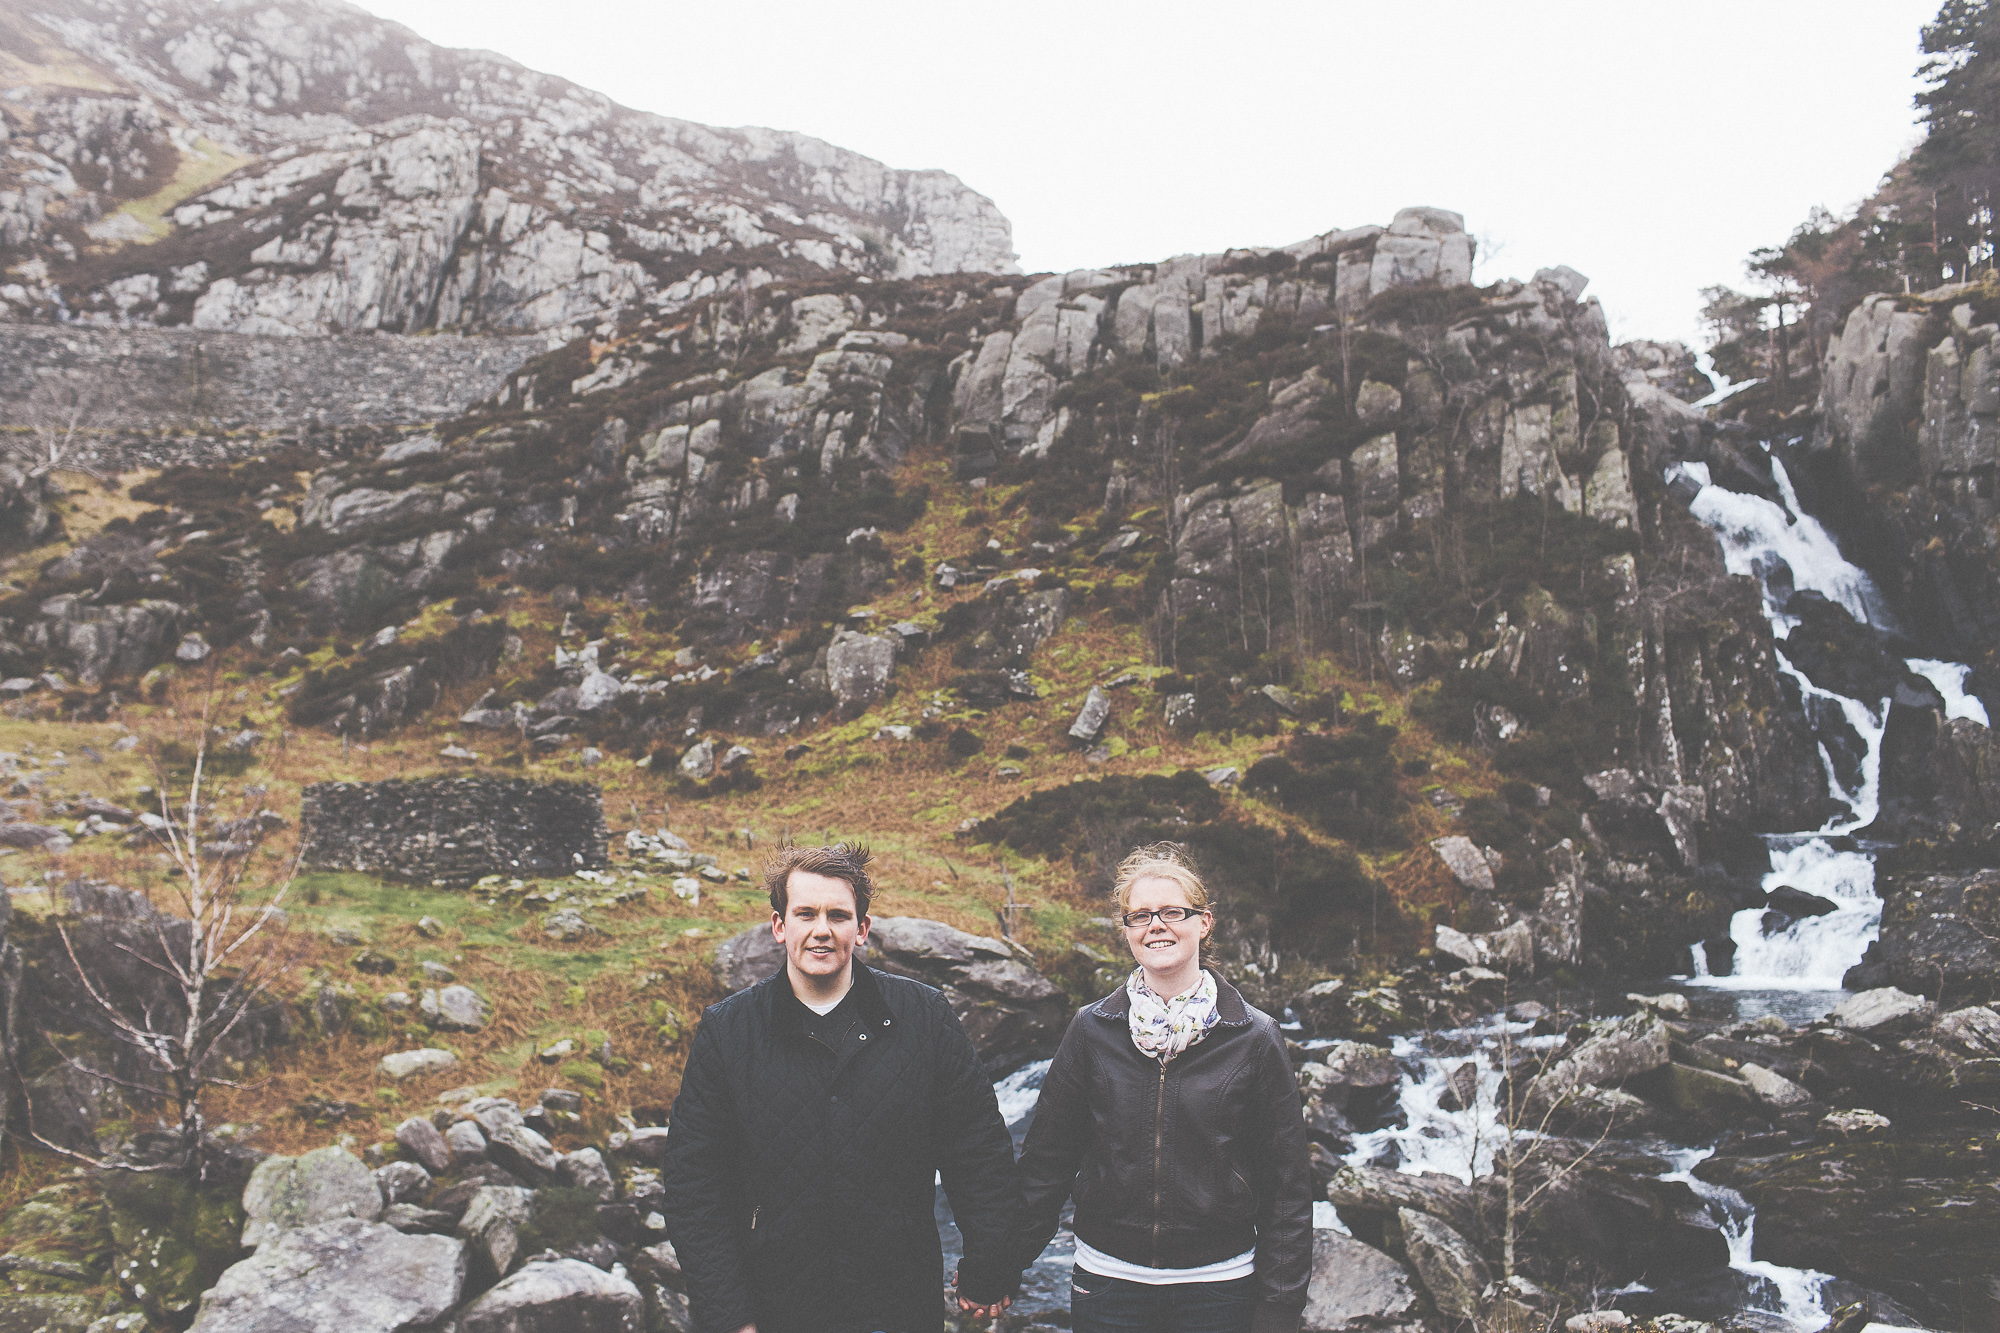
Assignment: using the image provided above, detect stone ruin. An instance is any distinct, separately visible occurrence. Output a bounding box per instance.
[299,777,609,884]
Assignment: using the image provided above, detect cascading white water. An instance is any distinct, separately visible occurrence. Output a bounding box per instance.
[1671,457,1909,992]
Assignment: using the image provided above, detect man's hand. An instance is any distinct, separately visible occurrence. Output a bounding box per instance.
[951,1271,1012,1319]
[956,1294,1012,1318]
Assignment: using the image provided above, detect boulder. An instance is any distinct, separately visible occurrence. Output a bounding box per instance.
[1937,1005,2000,1056]
[456,1185,534,1279]
[484,1122,559,1185]
[1539,1014,1671,1097]
[825,629,897,707]
[1849,869,2000,1004]
[445,1120,488,1161]
[373,1161,432,1206]
[241,1147,383,1248]
[1397,1208,1489,1321]
[452,1256,645,1333]
[1739,1062,1815,1110]
[1429,836,1495,894]
[1300,1230,1423,1333]
[187,1219,464,1333]
[421,985,490,1032]
[1298,1043,1402,1142]
[379,1048,458,1081]
[1068,685,1112,742]
[559,1148,616,1202]
[1829,987,1937,1036]
[677,740,714,781]
[1326,1164,1480,1244]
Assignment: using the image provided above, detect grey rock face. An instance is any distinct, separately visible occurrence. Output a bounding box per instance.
[374,1161,432,1206]
[444,1120,488,1162]
[678,739,716,781]
[188,1218,464,1333]
[1428,836,1495,894]
[1301,1230,1423,1332]
[300,777,608,883]
[485,1122,560,1185]
[5,1,1016,340]
[241,1146,384,1248]
[453,1256,645,1333]
[1849,867,2000,1004]
[1539,1014,1671,1098]
[23,593,181,687]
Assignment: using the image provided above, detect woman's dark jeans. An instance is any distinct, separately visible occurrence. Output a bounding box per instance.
[1068,1269,1255,1333]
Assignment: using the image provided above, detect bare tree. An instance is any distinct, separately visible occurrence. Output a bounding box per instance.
[14,369,108,480]
[23,697,298,1178]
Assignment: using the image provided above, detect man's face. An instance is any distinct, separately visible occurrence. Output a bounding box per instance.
[772,870,869,980]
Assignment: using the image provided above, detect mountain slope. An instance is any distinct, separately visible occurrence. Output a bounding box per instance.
[0,0,1017,338]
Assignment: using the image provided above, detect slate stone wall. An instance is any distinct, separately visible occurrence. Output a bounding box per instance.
[300,777,608,884]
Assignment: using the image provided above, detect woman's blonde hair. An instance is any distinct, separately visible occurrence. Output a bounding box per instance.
[1111,842,1212,915]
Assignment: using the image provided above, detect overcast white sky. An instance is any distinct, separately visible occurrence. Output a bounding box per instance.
[363,0,1936,350]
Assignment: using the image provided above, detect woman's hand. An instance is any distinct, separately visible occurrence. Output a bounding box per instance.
[951,1269,1012,1319]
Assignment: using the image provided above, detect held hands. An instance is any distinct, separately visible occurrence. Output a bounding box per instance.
[951,1270,1013,1321]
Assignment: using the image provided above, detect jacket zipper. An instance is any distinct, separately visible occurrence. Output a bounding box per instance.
[750,1205,760,1231]
[1150,1058,1167,1265]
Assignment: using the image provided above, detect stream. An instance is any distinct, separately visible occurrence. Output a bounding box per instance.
[942,453,1951,1328]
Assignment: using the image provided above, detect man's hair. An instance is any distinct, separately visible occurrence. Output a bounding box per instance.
[764,842,875,918]
[1111,842,1211,916]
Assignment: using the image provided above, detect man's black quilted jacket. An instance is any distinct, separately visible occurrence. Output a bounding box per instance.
[661,960,1024,1333]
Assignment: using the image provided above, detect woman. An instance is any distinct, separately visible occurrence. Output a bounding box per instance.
[1013,844,1312,1333]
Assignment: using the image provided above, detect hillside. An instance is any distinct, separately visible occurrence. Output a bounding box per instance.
[0,0,1015,339]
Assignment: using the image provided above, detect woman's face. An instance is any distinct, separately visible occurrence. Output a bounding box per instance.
[1123,875,1211,974]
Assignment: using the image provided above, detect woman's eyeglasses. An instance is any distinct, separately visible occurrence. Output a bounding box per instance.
[1121,906,1203,928]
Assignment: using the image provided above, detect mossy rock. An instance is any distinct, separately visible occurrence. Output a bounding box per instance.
[0,1182,113,1278]
[98,1171,245,1324]
[0,1293,103,1331]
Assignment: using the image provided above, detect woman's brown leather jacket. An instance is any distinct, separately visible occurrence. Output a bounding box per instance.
[1013,968,1313,1333]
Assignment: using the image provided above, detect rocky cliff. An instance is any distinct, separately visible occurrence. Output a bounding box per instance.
[0,0,1015,340]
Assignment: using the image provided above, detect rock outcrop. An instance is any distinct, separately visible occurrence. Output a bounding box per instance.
[0,0,1015,340]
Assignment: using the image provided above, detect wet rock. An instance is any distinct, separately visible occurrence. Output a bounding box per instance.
[1397,1208,1488,1321]
[1819,1108,1892,1141]
[1851,868,2000,1004]
[186,1218,464,1333]
[452,1255,644,1333]
[1936,1004,2000,1056]
[1327,1164,1480,1244]
[1738,1062,1814,1110]
[1828,987,1937,1036]
[241,1147,383,1248]
[1539,1013,1671,1097]
[1780,591,1905,702]
[1300,1230,1423,1332]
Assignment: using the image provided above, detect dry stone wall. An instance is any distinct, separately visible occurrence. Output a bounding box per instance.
[0,325,542,432]
[299,777,609,884]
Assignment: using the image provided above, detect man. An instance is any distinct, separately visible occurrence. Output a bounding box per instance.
[663,843,1023,1333]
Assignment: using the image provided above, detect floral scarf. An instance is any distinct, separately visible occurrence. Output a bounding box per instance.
[1126,967,1221,1062]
